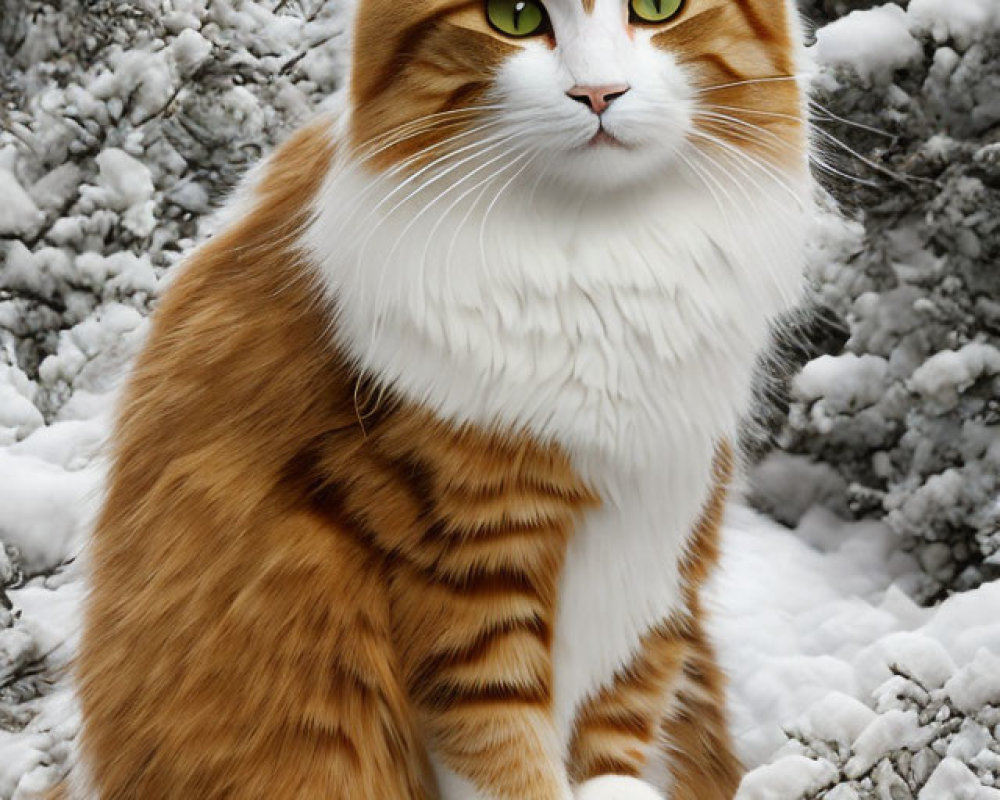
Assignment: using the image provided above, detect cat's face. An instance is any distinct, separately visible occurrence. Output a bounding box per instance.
[349,0,806,190]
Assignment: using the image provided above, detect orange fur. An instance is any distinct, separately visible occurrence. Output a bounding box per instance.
[652,0,804,163]
[78,120,430,799]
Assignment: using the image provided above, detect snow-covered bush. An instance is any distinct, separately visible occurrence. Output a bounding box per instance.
[746,616,1000,799]
[0,0,345,420]
[0,544,33,733]
[753,0,1000,601]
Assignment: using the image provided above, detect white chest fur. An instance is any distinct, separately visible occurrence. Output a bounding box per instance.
[304,127,810,753]
[551,450,715,745]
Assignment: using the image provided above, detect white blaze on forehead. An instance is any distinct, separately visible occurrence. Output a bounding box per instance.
[543,0,633,86]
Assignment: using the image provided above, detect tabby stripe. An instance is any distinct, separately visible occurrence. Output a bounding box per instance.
[434,502,578,537]
[376,451,438,518]
[568,622,688,782]
[577,754,643,780]
[440,477,593,506]
[575,712,655,741]
[733,0,780,45]
[423,650,549,706]
[370,0,482,104]
[420,518,562,548]
[413,614,548,673]
[651,7,728,52]
[387,428,582,492]
[420,679,549,711]
[374,445,583,538]
[426,539,563,586]
[693,52,744,82]
[442,79,492,114]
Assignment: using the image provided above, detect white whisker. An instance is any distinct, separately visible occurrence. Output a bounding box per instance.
[478,149,539,276]
[387,142,527,308]
[422,149,534,297]
[360,134,523,343]
[808,98,895,139]
[688,128,806,210]
[694,74,806,95]
[340,122,511,259]
[697,101,914,186]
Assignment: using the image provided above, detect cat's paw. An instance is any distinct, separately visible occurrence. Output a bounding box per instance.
[575,776,665,800]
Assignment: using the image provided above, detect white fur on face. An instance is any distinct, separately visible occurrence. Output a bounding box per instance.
[490,0,694,189]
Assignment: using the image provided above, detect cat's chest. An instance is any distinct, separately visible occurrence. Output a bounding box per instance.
[307,161,802,467]
[550,447,716,747]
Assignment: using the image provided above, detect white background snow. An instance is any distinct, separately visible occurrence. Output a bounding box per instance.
[1,1,998,798]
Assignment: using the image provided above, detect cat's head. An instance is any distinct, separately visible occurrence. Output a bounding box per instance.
[348,0,808,191]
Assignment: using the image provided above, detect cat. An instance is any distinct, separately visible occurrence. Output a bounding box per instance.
[71,0,813,797]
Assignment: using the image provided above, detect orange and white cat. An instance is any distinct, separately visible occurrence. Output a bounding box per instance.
[72,0,813,798]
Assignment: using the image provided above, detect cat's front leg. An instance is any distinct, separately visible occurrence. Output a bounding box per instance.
[432,763,666,800]
[430,748,664,800]
[564,620,688,800]
[567,617,741,800]
[364,412,598,799]
[391,549,575,799]
[387,536,578,800]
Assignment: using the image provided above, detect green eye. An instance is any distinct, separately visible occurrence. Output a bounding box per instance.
[486,0,548,37]
[629,0,683,24]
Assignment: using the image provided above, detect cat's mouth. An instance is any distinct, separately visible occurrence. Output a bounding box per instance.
[586,129,629,149]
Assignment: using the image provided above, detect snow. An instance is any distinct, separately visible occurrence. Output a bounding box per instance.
[918,758,1000,800]
[944,651,1000,716]
[737,755,840,800]
[784,0,1000,597]
[793,354,890,416]
[0,365,44,444]
[0,0,999,798]
[908,343,1000,413]
[83,149,157,238]
[813,6,922,84]
[170,29,213,76]
[0,156,45,240]
[716,508,1000,797]
[909,0,1000,49]
[814,0,1000,85]
[0,451,101,575]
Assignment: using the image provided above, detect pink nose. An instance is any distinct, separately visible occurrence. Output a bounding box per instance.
[566,84,631,115]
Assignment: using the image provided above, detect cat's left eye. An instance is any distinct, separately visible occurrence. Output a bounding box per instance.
[485,0,549,37]
[629,0,683,24]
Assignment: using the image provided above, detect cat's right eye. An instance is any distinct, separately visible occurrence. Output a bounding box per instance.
[485,0,550,37]
[629,0,683,24]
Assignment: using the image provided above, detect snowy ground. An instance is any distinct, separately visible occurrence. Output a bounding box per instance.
[1,0,999,798]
